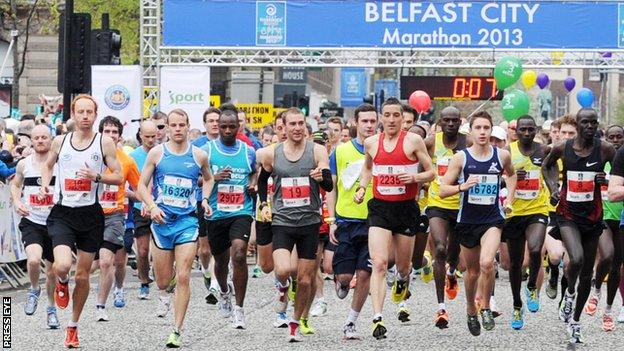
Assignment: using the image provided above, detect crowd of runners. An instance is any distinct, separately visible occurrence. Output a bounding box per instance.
[9,94,624,348]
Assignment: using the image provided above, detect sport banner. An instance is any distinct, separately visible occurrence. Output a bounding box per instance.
[0,182,26,263]
[159,66,211,130]
[92,66,142,141]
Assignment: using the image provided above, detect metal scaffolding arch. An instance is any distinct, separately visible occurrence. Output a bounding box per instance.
[141,0,624,91]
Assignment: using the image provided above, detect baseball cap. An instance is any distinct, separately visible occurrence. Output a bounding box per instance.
[542,120,552,132]
[491,126,507,141]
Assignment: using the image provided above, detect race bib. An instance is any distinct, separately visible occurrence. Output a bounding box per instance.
[217,184,245,212]
[100,184,119,209]
[467,174,499,205]
[162,175,193,208]
[281,177,311,208]
[62,170,92,200]
[28,193,53,209]
[373,164,410,196]
[566,171,595,202]
[437,157,450,178]
[515,170,540,200]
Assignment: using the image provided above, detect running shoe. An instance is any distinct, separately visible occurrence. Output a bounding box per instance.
[445,274,459,301]
[584,293,599,316]
[310,300,328,317]
[166,331,181,348]
[218,288,233,318]
[567,321,584,343]
[391,279,409,303]
[511,307,524,330]
[618,307,624,323]
[96,306,109,322]
[274,312,288,328]
[252,265,262,278]
[421,251,433,283]
[559,292,575,323]
[24,288,41,315]
[299,317,315,335]
[524,286,540,313]
[467,314,481,336]
[113,288,126,308]
[138,284,150,300]
[335,280,349,300]
[55,280,70,310]
[288,279,297,302]
[205,287,219,305]
[64,326,80,348]
[545,282,557,300]
[603,312,615,331]
[397,306,411,323]
[157,295,171,318]
[480,309,495,331]
[371,317,387,340]
[434,309,449,329]
[232,306,246,329]
[47,306,60,329]
[288,321,303,342]
[343,322,360,340]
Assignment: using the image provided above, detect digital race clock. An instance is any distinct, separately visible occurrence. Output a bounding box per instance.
[400,76,504,101]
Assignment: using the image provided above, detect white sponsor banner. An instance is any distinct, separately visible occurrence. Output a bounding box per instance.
[159,66,211,130]
[0,182,26,263]
[92,65,142,141]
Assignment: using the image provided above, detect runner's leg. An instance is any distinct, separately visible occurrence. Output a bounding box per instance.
[172,242,197,331]
[369,227,392,316]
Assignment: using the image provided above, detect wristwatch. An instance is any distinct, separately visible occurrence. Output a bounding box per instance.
[95,173,102,183]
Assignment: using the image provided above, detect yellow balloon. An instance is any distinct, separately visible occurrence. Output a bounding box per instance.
[521,70,537,90]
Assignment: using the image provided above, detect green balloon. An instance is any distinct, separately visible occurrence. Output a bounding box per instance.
[493,56,523,91]
[501,89,530,122]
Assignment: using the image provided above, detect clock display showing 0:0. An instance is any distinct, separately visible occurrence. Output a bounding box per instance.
[453,77,497,99]
[399,76,503,101]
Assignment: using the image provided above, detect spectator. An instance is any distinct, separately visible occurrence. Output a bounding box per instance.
[236,109,263,149]
[490,125,507,148]
[340,126,352,143]
[259,125,275,146]
[0,149,16,180]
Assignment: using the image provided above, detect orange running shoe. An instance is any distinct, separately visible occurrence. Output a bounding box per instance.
[55,280,70,310]
[64,326,79,348]
[434,309,449,329]
[445,274,459,300]
[603,312,615,331]
[585,294,599,316]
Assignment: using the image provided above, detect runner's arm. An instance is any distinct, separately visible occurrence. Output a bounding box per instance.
[10,160,28,215]
[411,134,435,184]
[326,148,338,219]
[313,143,332,192]
[501,149,517,206]
[608,146,624,201]
[40,136,61,192]
[100,136,123,185]
[197,150,214,216]
[439,152,465,198]
[136,147,159,209]
[541,142,564,197]
[357,139,374,190]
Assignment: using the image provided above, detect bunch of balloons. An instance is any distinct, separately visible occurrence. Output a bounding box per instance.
[494,56,529,122]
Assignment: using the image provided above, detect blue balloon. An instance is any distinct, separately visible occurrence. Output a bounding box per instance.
[576,88,594,108]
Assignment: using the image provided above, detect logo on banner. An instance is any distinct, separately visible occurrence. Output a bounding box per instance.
[104,85,130,110]
[256,1,286,46]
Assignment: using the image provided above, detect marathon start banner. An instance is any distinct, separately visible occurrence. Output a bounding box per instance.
[163,0,624,49]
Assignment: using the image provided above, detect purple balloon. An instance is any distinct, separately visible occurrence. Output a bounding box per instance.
[536,73,549,89]
[563,77,576,92]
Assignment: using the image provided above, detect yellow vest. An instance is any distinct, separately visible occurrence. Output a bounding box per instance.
[509,141,549,217]
[335,140,371,220]
[427,132,460,210]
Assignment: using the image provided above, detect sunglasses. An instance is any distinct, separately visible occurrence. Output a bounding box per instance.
[156,124,166,130]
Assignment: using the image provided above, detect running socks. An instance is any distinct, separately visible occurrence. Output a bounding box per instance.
[346,309,360,324]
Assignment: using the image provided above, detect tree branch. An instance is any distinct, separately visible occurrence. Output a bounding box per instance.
[17,0,40,79]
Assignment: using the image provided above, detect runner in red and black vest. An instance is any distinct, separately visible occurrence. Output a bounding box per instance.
[542,108,615,344]
[354,98,434,340]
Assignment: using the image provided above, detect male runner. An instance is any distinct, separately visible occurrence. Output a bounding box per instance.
[585,125,624,331]
[40,95,122,348]
[354,98,434,339]
[129,121,158,300]
[542,108,615,343]
[607,125,624,324]
[151,111,168,144]
[504,115,549,329]
[94,116,140,321]
[401,104,416,131]
[327,103,377,339]
[440,111,515,336]
[203,109,256,329]
[257,107,332,342]
[137,109,213,348]
[10,125,60,328]
[424,106,467,328]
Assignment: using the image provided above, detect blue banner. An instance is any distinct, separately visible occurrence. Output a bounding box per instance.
[163,1,622,49]
[341,68,367,107]
[375,80,398,99]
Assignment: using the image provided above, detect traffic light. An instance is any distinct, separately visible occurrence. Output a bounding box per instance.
[58,13,92,93]
[298,96,310,116]
[91,29,122,65]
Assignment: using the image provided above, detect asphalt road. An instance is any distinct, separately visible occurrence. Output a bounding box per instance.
[5,267,624,350]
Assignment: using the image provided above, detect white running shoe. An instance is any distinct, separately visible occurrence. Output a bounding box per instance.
[157,295,171,318]
[274,312,288,328]
[310,300,328,317]
[96,307,109,322]
[343,322,360,340]
[219,288,233,318]
[232,306,246,329]
[618,306,624,323]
